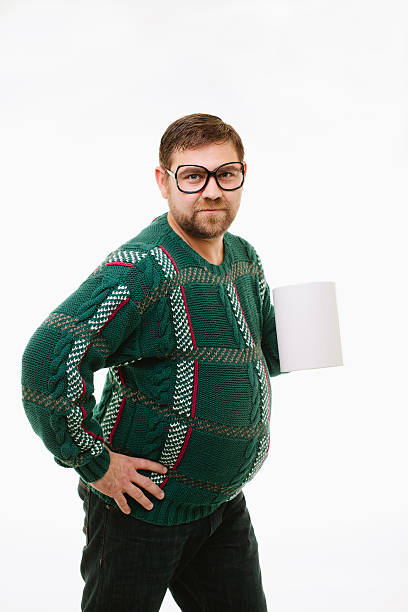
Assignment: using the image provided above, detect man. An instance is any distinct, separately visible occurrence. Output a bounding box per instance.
[22,113,285,611]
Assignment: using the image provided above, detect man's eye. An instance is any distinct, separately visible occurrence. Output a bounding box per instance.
[218,172,232,178]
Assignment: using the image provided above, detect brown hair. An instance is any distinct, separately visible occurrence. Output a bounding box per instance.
[159,113,245,170]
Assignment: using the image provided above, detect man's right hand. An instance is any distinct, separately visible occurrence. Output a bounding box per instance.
[89,448,168,514]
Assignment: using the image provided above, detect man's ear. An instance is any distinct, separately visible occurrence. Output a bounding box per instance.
[155,167,168,199]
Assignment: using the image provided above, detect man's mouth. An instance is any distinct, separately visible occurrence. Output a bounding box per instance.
[197,208,225,213]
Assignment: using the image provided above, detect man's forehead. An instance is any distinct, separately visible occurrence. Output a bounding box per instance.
[170,142,240,168]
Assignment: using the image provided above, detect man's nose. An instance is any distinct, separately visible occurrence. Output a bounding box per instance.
[201,175,222,199]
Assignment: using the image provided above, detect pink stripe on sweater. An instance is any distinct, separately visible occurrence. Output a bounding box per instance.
[173,426,193,469]
[79,405,105,443]
[100,297,130,332]
[158,244,179,273]
[109,396,126,444]
[105,262,133,268]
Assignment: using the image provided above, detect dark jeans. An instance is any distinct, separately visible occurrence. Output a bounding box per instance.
[77,479,268,611]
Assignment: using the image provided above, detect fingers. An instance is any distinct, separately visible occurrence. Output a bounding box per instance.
[115,479,165,514]
[125,483,155,511]
[133,473,165,501]
[132,457,168,474]
[99,452,169,514]
[115,492,131,515]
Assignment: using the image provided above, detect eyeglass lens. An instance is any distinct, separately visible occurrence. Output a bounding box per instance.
[176,163,243,192]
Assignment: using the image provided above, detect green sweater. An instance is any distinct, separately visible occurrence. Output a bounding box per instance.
[22,212,285,526]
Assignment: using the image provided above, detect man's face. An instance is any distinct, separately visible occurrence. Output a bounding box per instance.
[156,141,246,239]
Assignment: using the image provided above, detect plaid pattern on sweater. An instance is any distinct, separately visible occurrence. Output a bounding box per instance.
[21,213,284,526]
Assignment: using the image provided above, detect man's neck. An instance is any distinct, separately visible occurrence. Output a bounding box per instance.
[167,212,224,265]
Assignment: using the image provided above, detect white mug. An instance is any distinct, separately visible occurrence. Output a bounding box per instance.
[272,281,343,372]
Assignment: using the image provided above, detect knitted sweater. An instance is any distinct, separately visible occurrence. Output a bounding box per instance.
[22,212,285,526]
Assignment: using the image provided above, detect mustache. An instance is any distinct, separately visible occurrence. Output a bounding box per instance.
[195,199,228,212]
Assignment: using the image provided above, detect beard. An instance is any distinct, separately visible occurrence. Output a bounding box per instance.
[168,198,238,239]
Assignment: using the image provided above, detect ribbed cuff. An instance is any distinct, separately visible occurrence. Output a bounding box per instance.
[74,447,110,483]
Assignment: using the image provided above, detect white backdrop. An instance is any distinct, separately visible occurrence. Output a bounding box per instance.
[1,1,407,610]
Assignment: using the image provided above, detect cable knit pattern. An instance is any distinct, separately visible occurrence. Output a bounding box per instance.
[21,212,286,526]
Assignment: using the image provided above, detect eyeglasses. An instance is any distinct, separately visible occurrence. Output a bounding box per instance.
[166,161,245,194]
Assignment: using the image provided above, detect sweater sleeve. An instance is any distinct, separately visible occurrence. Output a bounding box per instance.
[252,247,290,378]
[261,280,285,377]
[21,262,143,483]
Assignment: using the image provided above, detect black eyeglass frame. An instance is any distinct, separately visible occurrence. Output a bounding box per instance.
[166,161,245,194]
